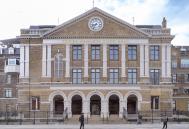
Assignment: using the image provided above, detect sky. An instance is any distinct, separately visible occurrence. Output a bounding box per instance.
[0,0,188,46]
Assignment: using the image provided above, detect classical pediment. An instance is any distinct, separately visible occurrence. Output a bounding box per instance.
[43,8,150,39]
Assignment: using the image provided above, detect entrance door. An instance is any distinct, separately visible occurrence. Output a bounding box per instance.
[127,95,137,114]
[109,95,119,115]
[53,95,64,114]
[90,95,101,115]
[72,95,82,115]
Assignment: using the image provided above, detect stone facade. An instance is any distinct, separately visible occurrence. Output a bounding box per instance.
[17,8,174,119]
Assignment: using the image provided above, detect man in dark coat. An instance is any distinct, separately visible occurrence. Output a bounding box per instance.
[162,116,168,129]
[79,113,84,129]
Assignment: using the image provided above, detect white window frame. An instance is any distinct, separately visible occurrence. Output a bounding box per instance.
[54,53,64,78]
[4,89,12,98]
[0,48,2,54]
[8,47,14,54]
[7,59,16,65]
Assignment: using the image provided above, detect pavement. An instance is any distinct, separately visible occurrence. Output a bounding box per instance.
[0,123,189,129]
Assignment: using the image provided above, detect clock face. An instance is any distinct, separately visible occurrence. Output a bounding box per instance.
[88,17,103,31]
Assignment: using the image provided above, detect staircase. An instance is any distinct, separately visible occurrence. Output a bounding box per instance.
[64,114,127,124]
[127,114,138,122]
[106,115,127,124]
[64,115,80,124]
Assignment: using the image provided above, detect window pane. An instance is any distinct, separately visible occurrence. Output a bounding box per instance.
[128,45,137,60]
[109,45,119,60]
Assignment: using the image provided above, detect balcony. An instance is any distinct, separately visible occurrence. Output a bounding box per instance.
[4,65,20,73]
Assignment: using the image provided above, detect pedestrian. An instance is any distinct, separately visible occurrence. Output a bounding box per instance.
[162,116,168,129]
[79,113,84,129]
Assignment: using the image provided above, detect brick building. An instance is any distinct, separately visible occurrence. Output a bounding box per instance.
[0,38,20,112]
[172,46,189,112]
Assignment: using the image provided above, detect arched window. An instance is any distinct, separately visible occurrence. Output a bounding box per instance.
[54,53,63,78]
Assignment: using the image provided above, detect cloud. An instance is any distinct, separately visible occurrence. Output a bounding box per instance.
[0,0,188,46]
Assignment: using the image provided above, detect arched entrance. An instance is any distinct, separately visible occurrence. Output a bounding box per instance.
[127,95,137,114]
[90,95,101,115]
[109,95,119,115]
[72,95,82,115]
[53,95,64,114]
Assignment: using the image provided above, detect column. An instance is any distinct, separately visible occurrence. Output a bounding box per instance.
[83,100,89,118]
[20,45,25,78]
[65,44,70,77]
[162,45,166,77]
[65,100,72,118]
[144,45,149,77]
[121,44,126,77]
[140,45,145,77]
[103,44,107,77]
[25,45,29,78]
[84,44,88,78]
[101,100,108,118]
[47,45,51,77]
[119,100,125,118]
[166,45,171,78]
[42,45,47,77]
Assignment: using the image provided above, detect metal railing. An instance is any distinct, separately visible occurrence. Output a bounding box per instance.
[0,110,189,125]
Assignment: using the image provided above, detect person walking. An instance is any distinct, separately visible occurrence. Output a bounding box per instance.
[162,116,168,129]
[79,113,84,129]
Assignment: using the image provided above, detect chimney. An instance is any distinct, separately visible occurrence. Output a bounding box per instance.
[162,17,167,28]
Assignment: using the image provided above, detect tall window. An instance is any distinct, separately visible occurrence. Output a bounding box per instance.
[91,45,100,60]
[4,89,12,98]
[72,69,82,84]
[172,100,176,111]
[150,69,160,85]
[128,69,137,84]
[181,59,189,68]
[91,69,100,84]
[8,47,14,54]
[150,45,159,60]
[31,96,40,110]
[73,45,82,60]
[128,45,137,60]
[7,75,11,84]
[109,45,119,60]
[172,74,177,83]
[172,60,177,68]
[109,69,119,84]
[151,96,159,109]
[54,54,63,78]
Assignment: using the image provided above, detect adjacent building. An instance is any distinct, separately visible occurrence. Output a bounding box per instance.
[172,46,189,112]
[16,8,174,119]
[0,38,20,112]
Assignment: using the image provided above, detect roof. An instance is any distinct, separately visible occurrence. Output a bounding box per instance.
[136,25,162,29]
[43,7,151,37]
[0,38,20,45]
[29,25,56,29]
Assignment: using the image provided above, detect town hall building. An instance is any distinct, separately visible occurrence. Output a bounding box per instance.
[17,7,174,120]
